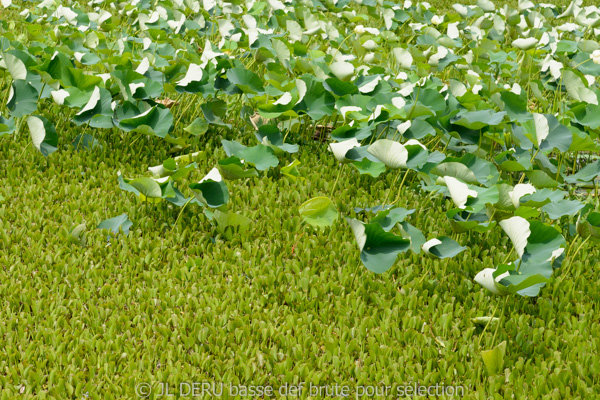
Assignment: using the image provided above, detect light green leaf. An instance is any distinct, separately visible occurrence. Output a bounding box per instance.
[525,170,558,188]
[128,177,162,199]
[432,162,478,184]
[500,90,532,123]
[371,208,415,231]
[542,199,585,219]
[351,158,386,177]
[499,216,530,258]
[2,52,27,80]
[399,221,427,254]
[453,110,506,130]
[518,189,564,208]
[237,145,279,171]
[563,69,598,104]
[565,160,600,184]
[481,341,507,375]
[329,61,355,81]
[521,114,572,152]
[184,117,209,136]
[299,196,339,228]
[213,209,252,240]
[281,159,303,182]
[367,139,408,169]
[218,156,259,180]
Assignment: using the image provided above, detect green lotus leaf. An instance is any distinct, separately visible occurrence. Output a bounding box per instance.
[346,217,411,273]
[447,209,497,233]
[213,209,252,240]
[7,80,38,117]
[565,160,600,184]
[184,117,209,136]
[576,212,600,241]
[525,170,558,188]
[281,159,303,182]
[97,214,133,236]
[59,67,104,91]
[542,199,585,219]
[329,61,355,81]
[522,221,566,266]
[118,105,173,138]
[112,69,164,100]
[237,144,279,171]
[481,341,506,375]
[299,196,339,228]
[500,90,532,123]
[72,134,101,151]
[331,125,372,141]
[255,125,298,153]
[227,65,265,94]
[422,236,467,259]
[26,115,58,157]
[128,177,162,199]
[41,51,74,84]
[403,119,436,140]
[563,69,598,104]
[293,75,335,120]
[568,127,600,152]
[371,207,415,232]
[432,162,478,184]
[351,158,386,177]
[72,86,114,128]
[218,156,259,180]
[2,51,28,80]
[367,139,408,169]
[0,116,16,137]
[570,103,600,130]
[519,114,572,152]
[323,78,358,96]
[519,189,565,208]
[398,221,427,254]
[189,180,229,208]
[201,99,231,128]
[452,110,507,130]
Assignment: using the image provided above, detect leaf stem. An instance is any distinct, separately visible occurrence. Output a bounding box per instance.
[489,296,509,347]
[329,164,344,198]
[173,197,194,229]
[329,33,353,66]
[477,301,500,349]
[382,169,402,207]
[15,141,32,162]
[389,169,410,206]
[556,235,591,287]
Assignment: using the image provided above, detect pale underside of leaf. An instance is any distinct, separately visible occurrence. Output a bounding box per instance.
[499,216,531,258]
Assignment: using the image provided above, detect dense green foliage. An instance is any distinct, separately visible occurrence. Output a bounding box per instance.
[2,132,599,399]
[1,0,600,398]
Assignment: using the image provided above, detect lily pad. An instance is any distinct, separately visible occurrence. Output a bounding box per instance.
[299,196,339,228]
